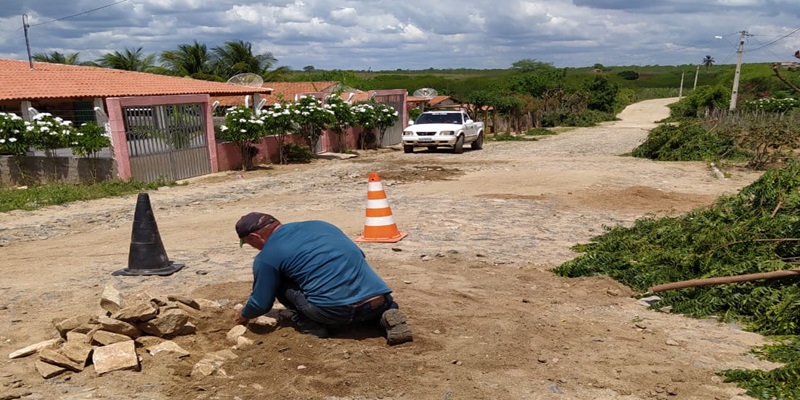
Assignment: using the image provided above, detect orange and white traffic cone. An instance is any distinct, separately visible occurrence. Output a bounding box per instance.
[355,172,408,243]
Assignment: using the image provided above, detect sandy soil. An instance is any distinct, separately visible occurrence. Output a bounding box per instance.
[0,98,776,400]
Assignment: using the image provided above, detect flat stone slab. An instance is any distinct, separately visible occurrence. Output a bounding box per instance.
[35,360,67,379]
[147,341,190,358]
[8,338,62,359]
[92,340,139,375]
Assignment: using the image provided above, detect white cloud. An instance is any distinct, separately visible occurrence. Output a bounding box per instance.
[0,0,797,70]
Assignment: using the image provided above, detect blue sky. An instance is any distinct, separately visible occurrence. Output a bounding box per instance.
[1,0,800,72]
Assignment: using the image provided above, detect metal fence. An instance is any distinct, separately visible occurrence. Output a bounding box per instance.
[124,103,211,182]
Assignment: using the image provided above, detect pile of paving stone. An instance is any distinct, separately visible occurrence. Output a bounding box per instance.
[7,284,277,379]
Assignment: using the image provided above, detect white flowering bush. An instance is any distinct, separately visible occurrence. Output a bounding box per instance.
[260,102,297,164]
[742,97,800,113]
[0,112,27,155]
[72,122,111,157]
[26,113,75,152]
[324,94,354,152]
[290,95,335,155]
[352,101,399,149]
[219,106,267,170]
[374,102,400,146]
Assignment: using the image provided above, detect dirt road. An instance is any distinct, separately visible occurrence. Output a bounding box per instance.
[0,98,773,399]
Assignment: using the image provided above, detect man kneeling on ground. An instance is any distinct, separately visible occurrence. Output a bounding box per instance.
[234,212,413,345]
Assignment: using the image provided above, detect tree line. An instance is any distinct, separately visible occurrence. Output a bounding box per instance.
[33,40,289,82]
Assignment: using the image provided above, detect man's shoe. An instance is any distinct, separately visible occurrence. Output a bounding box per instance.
[380,309,413,345]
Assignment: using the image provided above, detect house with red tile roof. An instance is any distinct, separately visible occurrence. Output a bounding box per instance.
[0,58,271,184]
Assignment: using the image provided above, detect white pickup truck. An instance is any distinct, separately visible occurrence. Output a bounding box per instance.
[401,110,484,154]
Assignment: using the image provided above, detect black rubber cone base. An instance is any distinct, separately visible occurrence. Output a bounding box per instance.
[113,192,184,277]
[112,262,185,276]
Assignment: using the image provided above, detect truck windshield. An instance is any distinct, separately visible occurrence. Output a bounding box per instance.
[415,113,462,124]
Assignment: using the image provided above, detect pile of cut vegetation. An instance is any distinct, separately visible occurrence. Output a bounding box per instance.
[554,160,800,399]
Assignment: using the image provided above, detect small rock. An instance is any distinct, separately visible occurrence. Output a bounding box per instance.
[665,339,679,346]
[297,365,306,370]
[100,284,126,312]
[227,325,247,343]
[147,341,190,358]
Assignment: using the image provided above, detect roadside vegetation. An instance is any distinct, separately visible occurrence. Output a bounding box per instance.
[0,178,177,213]
[555,61,800,398]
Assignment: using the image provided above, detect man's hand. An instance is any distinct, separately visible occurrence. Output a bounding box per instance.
[235,313,249,325]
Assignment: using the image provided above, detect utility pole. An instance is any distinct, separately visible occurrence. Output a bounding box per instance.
[22,14,33,69]
[730,30,747,111]
[693,64,700,90]
[678,71,685,98]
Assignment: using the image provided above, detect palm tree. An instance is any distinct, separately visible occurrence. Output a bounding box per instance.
[212,40,277,78]
[32,51,82,65]
[97,47,156,72]
[160,41,213,77]
[702,55,715,71]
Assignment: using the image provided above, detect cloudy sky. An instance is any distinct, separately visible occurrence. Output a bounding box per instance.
[1,0,800,72]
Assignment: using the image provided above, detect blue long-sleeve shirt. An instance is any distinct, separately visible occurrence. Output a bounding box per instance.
[241,220,391,319]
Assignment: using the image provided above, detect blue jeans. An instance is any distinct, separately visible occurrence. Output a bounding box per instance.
[276,280,397,328]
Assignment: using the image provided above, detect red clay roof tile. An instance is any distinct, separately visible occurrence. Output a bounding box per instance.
[0,58,271,101]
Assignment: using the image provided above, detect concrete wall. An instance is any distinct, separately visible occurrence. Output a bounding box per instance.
[0,155,116,187]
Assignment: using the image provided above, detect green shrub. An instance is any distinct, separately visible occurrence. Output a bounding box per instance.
[525,128,557,136]
[616,70,639,80]
[542,110,614,127]
[553,160,800,398]
[631,123,741,161]
[282,143,315,163]
[668,85,730,119]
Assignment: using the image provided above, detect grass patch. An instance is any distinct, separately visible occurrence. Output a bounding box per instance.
[0,178,180,212]
[488,133,539,141]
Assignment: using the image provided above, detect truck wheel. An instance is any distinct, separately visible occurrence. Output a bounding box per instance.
[453,135,464,154]
[403,145,414,153]
[471,132,484,150]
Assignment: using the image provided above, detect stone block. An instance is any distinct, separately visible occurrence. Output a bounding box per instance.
[147,341,190,358]
[167,295,200,310]
[100,284,126,312]
[194,298,222,309]
[39,349,84,372]
[97,317,141,338]
[53,315,95,337]
[8,338,63,359]
[61,341,93,366]
[111,303,158,322]
[35,360,67,379]
[92,340,139,375]
[138,309,189,337]
[91,330,131,346]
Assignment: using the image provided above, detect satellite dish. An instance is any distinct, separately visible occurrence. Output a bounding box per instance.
[413,88,438,99]
[226,73,264,87]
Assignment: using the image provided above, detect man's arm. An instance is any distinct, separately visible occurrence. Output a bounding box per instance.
[240,262,280,319]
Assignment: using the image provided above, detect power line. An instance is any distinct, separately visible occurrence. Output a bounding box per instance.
[29,0,129,27]
[746,25,800,53]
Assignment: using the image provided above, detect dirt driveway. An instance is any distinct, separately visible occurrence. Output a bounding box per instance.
[0,98,773,399]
